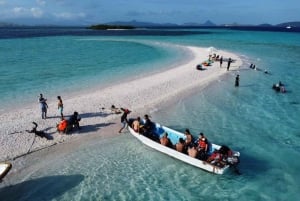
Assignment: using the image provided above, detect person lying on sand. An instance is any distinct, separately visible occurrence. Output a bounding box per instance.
[110,105,122,114]
[26,122,52,140]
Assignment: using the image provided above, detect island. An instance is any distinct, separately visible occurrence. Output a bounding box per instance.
[87,24,135,30]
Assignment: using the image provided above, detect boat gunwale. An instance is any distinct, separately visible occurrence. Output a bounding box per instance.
[128,125,232,174]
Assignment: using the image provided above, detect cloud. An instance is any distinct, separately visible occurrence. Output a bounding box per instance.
[53,12,86,20]
[12,7,43,18]
[12,7,27,16]
[31,7,43,17]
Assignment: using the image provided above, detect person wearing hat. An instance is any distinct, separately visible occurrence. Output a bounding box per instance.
[38,94,48,119]
[118,108,131,133]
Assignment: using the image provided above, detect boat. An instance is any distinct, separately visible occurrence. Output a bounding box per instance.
[0,162,12,181]
[286,25,292,29]
[128,120,240,174]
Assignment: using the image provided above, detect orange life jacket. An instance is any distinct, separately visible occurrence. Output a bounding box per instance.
[58,120,68,131]
[198,139,207,149]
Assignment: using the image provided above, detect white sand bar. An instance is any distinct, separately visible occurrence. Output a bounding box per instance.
[0,46,242,162]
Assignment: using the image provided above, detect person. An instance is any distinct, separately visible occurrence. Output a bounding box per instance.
[272,81,285,93]
[66,111,81,133]
[219,56,223,67]
[57,96,64,119]
[38,94,48,119]
[57,118,68,134]
[143,114,153,135]
[118,108,131,133]
[227,58,232,71]
[132,117,141,133]
[160,132,170,147]
[110,105,122,114]
[26,122,52,140]
[184,129,193,148]
[188,144,198,158]
[235,74,240,87]
[207,150,223,166]
[197,133,208,160]
[175,138,185,153]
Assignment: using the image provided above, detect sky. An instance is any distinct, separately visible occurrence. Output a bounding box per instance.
[0,0,299,26]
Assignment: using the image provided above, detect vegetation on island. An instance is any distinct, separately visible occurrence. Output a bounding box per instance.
[87,24,135,30]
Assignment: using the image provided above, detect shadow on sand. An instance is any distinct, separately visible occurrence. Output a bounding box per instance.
[69,122,116,135]
[0,174,84,201]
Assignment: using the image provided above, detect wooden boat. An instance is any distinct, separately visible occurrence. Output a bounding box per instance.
[128,120,240,174]
[0,162,12,181]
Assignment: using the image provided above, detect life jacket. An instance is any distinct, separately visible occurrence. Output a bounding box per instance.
[198,138,207,148]
[58,120,68,132]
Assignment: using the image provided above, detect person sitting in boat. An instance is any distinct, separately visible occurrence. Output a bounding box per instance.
[132,117,141,133]
[187,144,198,158]
[143,114,154,136]
[207,150,224,167]
[175,138,185,153]
[160,132,171,147]
[184,129,194,148]
[196,133,208,160]
[219,145,233,159]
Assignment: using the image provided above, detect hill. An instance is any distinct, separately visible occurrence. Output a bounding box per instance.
[276,21,300,27]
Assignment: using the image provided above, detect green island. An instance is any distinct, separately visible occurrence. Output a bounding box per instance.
[87,24,135,30]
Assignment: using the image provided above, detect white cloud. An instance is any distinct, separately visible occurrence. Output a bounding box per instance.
[53,12,86,20]
[31,7,43,17]
[13,7,27,16]
[12,7,43,18]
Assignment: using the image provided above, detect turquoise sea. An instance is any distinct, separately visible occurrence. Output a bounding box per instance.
[0,27,300,200]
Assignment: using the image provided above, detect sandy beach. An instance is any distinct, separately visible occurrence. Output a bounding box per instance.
[0,46,242,166]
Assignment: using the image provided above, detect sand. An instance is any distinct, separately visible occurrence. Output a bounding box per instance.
[0,46,242,163]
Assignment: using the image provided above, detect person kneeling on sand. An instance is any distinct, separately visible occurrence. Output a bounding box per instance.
[66,111,81,133]
[57,118,68,134]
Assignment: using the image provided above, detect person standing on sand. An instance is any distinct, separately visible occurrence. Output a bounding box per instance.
[57,96,64,119]
[227,58,232,71]
[118,108,131,133]
[220,56,223,67]
[38,94,48,119]
[235,75,240,87]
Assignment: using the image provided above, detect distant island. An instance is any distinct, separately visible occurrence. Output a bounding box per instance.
[87,24,135,30]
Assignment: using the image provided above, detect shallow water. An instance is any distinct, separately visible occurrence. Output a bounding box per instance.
[0,28,300,200]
